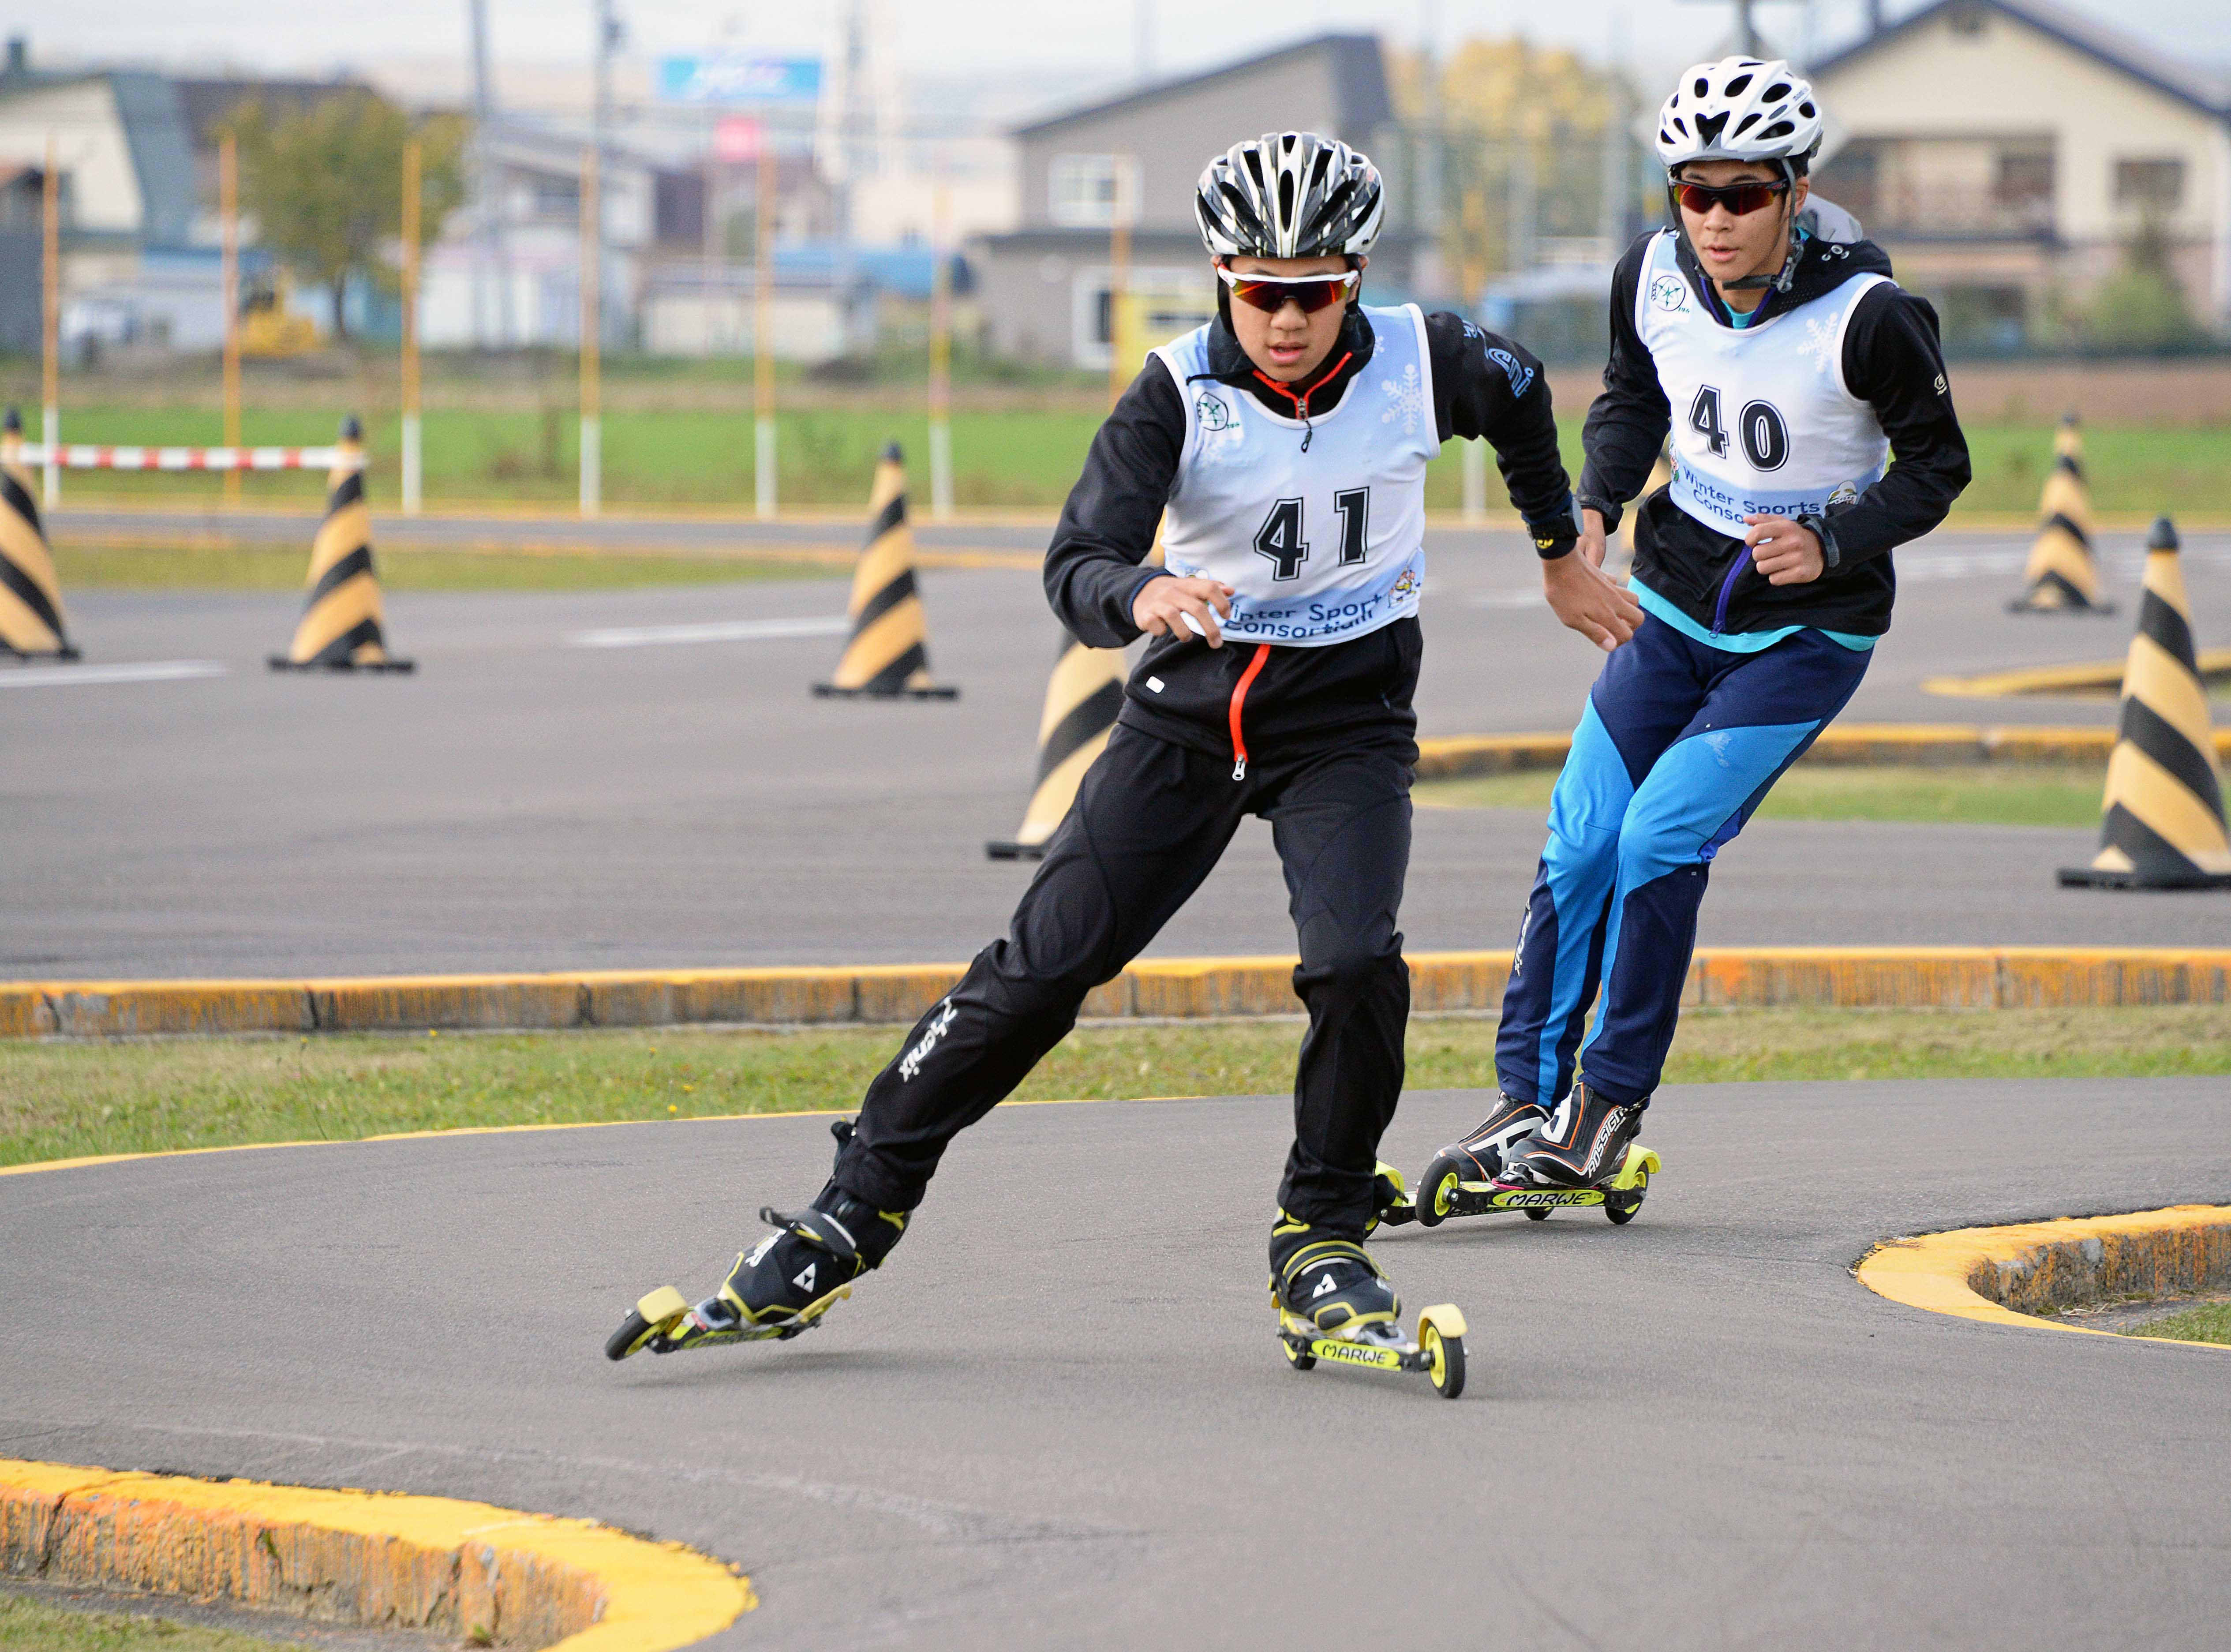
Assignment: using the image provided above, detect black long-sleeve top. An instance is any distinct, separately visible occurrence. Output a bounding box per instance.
[1576,229,1971,637]
[1040,306,1576,761]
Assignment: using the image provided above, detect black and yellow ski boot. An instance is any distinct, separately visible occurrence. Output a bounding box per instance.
[607,1123,908,1361]
[1269,1214,1466,1399]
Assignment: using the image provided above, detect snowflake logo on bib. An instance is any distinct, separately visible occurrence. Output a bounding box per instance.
[1380,362,1425,435]
[1797,315,1840,372]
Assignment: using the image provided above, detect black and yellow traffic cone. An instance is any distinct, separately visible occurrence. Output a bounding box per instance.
[2058,517,2229,890]
[0,406,78,662]
[268,418,414,674]
[813,442,955,700]
[986,626,1127,859]
[2009,415,2111,615]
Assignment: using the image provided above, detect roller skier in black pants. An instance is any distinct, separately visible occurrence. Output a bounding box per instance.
[609,131,1587,1378]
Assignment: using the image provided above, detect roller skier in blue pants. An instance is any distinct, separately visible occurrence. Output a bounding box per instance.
[1429,57,1971,1196]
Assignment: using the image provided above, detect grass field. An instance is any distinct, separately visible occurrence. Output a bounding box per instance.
[50,543,841,593]
[1415,761,2107,828]
[28,402,2230,516]
[5,1005,2227,1170]
[0,1596,283,1652]
[2137,1299,2231,1345]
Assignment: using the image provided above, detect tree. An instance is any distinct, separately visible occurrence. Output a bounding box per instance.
[227,90,466,342]
[2083,210,2203,352]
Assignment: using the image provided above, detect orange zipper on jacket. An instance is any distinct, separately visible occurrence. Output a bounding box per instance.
[1228,643,1271,781]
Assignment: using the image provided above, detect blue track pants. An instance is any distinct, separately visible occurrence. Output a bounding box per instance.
[1495,616,1870,1107]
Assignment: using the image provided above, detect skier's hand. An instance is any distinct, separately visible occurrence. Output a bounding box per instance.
[1543,512,1641,652]
[1745,513,1825,585]
[1133,574,1235,648]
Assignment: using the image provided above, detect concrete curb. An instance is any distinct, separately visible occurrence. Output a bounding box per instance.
[4,946,2228,1040]
[1856,1206,2231,1347]
[0,1459,752,1650]
[1415,722,2231,777]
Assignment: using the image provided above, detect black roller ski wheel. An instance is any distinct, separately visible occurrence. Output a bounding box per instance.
[1422,1321,1466,1401]
[1283,1337,1316,1372]
[1524,1206,1552,1222]
[1605,1192,1641,1226]
[605,1311,652,1361]
[1415,1155,1461,1229]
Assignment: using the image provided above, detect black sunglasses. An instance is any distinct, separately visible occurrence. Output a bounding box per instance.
[1670,177,1791,218]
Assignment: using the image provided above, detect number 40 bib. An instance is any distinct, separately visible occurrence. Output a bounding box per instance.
[1635,230,1890,536]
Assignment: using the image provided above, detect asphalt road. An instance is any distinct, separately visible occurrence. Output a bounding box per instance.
[4,1079,2225,1649]
[5,528,2227,979]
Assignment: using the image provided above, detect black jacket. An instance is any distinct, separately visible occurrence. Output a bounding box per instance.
[1576,229,1971,638]
[1043,307,1576,764]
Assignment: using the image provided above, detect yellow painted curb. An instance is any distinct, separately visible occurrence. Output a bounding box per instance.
[4,945,2228,1041]
[1856,1206,2231,1346]
[1414,721,2231,777]
[0,1459,753,1649]
[1924,650,2231,701]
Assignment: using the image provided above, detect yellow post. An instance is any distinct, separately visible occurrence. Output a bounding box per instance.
[400,139,423,516]
[221,134,241,509]
[1106,155,1131,412]
[41,135,59,509]
[754,142,776,520]
[928,167,953,521]
[579,144,600,518]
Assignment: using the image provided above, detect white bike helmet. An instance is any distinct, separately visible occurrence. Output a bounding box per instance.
[1656,57,1823,177]
[1195,131,1383,261]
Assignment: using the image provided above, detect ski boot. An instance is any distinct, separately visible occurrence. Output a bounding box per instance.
[606,1121,907,1361]
[1269,1213,1467,1400]
[1416,1084,1661,1229]
[1407,1093,1548,1229]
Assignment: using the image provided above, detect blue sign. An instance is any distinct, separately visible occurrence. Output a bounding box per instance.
[657,54,822,104]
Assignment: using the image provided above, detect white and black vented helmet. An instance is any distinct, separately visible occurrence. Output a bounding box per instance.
[1195,131,1383,260]
[1656,57,1823,175]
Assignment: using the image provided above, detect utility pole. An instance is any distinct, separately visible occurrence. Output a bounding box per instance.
[928,165,953,521]
[1105,157,1131,412]
[41,134,58,509]
[401,139,423,516]
[1135,0,1153,83]
[580,144,600,517]
[754,140,775,520]
[468,0,509,348]
[220,134,241,509]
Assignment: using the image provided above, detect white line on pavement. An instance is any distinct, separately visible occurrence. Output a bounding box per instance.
[567,616,852,649]
[0,660,229,689]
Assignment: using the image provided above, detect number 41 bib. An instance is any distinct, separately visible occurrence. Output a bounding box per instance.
[1153,304,1439,648]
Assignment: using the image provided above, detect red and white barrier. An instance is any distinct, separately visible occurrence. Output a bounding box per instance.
[12,444,361,472]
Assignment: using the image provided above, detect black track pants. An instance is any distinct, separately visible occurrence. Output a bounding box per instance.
[832,723,1413,1234]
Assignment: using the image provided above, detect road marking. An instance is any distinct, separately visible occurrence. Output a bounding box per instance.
[0,1457,755,1648]
[0,660,228,689]
[1857,1205,2231,1349]
[568,616,851,649]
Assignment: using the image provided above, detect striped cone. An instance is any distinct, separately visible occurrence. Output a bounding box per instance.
[0,407,78,661]
[268,418,413,673]
[2058,517,2230,890]
[812,442,955,700]
[2009,415,2111,615]
[986,626,1127,859]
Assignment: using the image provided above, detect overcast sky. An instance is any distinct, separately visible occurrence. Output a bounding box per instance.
[20,0,2229,104]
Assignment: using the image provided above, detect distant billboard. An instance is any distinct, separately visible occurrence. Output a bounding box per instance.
[658,54,822,105]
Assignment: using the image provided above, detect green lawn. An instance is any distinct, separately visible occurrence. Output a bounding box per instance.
[0,1596,285,1652]
[51,543,842,593]
[2136,1299,2231,1345]
[28,403,2224,517]
[1416,761,2107,829]
[6,1005,2227,1170]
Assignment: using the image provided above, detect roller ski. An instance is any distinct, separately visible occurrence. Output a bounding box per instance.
[606,1122,906,1361]
[1413,1084,1661,1229]
[1269,1214,1467,1400]
[1368,1093,1546,1229]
